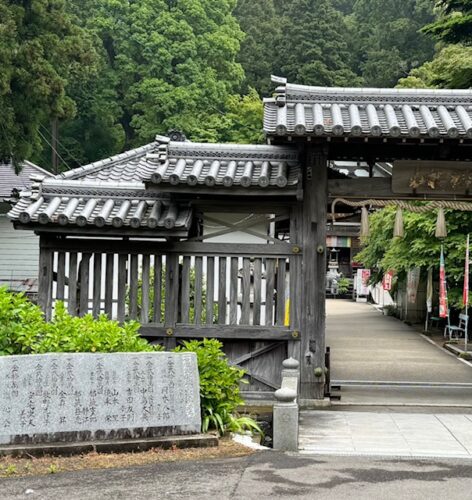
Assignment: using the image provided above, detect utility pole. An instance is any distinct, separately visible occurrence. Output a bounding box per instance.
[51,118,59,174]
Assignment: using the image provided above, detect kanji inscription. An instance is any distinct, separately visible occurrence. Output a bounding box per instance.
[0,353,201,445]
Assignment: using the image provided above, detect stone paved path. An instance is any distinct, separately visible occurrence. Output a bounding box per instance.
[326,299,472,405]
[299,410,472,458]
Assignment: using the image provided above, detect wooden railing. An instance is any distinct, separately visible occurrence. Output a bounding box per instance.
[40,238,302,341]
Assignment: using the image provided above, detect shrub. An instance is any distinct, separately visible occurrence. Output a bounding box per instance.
[174,339,261,436]
[0,287,159,355]
[0,286,45,355]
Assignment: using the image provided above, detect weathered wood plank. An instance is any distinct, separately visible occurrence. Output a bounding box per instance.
[141,254,151,323]
[181,256,191,323]
[139,324,298,340]
[206,256,215,325]
[79,253,91,316]
[231,342,280,366]
[265,258,275,326]
[38,244,53,320]
[241,257,251,325]
[218,257,227,325]
[117,254,128,322]
[276,258,286,326]
[289,205,302,361]
[56,252,66,301]
[92,253,102,317]
[128,253,139,320]
[42,239,294,257]
[104,253,114,317]
[301,148,327,400]
[68,252,78,316]
[229,257,239,325]
[328,177,392,199]
[194,256,203,325]
[253,258,262,326]
[153,255,162,323]
[165,253,179,327]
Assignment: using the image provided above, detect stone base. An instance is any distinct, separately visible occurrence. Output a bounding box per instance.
[0,434,218,458]
[299,398,331,409]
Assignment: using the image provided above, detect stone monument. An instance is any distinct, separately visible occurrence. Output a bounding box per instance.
[0,352,201,445]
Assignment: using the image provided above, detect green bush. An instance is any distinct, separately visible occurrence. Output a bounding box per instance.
[337,277,351,294]
[0,286,45,355]
[174,339,261,436]
[0,287,159,355]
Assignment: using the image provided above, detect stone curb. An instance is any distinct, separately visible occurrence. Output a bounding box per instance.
[0,434,218,458]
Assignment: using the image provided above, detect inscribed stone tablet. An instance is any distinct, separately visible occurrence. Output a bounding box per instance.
[0,352,201,444]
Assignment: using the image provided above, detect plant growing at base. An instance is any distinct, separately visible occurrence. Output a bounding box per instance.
[174,339,262,436]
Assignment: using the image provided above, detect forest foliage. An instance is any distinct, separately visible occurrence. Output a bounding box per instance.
[0,0,470,172]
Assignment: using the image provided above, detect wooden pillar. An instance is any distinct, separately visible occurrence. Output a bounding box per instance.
[289,204,302,362]
[38,236,54,321]
[300,147,327,400]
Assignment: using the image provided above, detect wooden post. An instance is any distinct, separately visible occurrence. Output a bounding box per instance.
[38,237,54,320]
[300,147,327,400]
[289,204,302,362]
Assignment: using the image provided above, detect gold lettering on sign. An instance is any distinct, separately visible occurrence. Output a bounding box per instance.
[408,168,472,192]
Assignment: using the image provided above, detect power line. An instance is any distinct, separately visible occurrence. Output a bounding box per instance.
[40,124,83,168]
[37,129,72,172]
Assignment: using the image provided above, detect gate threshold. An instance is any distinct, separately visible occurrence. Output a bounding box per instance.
[332,380,472,389]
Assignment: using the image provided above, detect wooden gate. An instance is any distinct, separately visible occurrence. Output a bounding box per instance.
[39,227,302,396]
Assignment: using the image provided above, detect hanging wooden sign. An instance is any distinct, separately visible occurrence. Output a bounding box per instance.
[392,161,472,196]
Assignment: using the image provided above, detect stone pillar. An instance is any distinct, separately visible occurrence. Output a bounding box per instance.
[273,387,298,452]
[273,358,300,452]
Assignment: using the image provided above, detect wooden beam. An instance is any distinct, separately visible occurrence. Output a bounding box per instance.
[40,238,296,257]
[328,178,393,199]
[29,225,189,239]
[139,324,299,341]
[145,184,298,197]
[328,177,472,201]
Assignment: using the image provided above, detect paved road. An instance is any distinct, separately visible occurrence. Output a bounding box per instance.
[2,452,472,499]
[326,300,472,405]
[300,410,472,458]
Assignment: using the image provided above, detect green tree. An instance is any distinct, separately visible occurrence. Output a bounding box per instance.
[0,0,96,169]
[357,207,472,308]
[422,0,472,44]
[398,44,472,88]
[234,0,281,95]
[275,0,361,87]
[216,89,264,144]
[350,0,435,87]
[67,0,245,151]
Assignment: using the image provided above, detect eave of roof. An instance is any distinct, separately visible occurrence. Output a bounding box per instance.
[264,76,472,140]
[143,140,301,192]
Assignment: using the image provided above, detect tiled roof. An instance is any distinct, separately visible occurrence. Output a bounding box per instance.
[59,143,157,182]
[8,180,192,231]
[264,76,472,139]
[143,139,300,189]
[0,161,53,199]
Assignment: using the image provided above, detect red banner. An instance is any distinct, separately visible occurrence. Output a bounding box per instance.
[383,271,393,291]
[439,246,448,318]
[463,235,469,308]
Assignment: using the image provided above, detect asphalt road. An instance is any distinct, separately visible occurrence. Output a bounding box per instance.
[2,451,472,499]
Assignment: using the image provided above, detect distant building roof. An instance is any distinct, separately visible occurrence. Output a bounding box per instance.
[0,161,53,200]
[264,76,472,139]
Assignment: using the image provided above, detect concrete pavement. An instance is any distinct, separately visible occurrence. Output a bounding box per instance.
[2,451,472,499]
[300,410,472,458]
[326,300,472,405]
